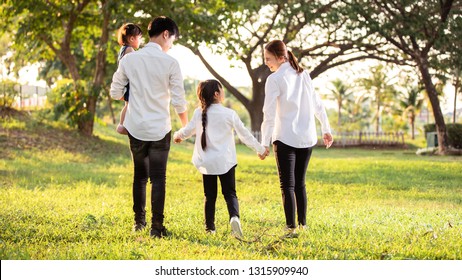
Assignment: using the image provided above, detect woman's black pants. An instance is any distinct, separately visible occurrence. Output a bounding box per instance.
[273,141,312,229]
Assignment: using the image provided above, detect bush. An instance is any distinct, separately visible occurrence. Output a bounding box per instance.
[47,79,92,128]
[424,123,462,149]
[447,124,462,149]
[0,81,20,109]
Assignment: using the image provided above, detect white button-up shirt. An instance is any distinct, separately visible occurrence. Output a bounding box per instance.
[174,104,266,175]
[110,42,188,141]
[261,62,331,148]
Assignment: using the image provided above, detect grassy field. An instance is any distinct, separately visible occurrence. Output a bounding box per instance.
[1,115,461,260]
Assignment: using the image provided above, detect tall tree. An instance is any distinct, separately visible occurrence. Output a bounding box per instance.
[435,3,462,124]
[138,0,393,131]
[345,0,458,154]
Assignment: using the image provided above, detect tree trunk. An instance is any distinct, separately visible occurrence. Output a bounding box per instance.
[338,100,342,127]
[410,114,415,140]
[77,0,110,137]
[107,91,116,124]
[248,79,266,132]
[375,97,380,134]
[78,95,96,136]
[417,57,448,154]
[454,74,459,124]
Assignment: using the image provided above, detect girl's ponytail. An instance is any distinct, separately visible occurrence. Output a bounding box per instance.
[197,79,223,151]
[201,107,208,150]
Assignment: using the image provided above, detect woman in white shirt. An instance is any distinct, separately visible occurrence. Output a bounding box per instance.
[261,40,333,236]
[174,79,266,238]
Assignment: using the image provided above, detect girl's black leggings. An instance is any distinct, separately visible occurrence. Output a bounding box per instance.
[202,165,239,231]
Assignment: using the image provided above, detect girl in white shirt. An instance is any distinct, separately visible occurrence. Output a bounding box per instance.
[174,79,266,238]
[261,40,333,236]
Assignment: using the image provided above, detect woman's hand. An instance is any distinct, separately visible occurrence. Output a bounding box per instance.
[258,146,270,160]
[173,132,182,144]
[323,133,333,149]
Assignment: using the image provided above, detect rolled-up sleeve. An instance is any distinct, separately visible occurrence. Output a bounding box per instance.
[110,62,128,100]
[169,61,188,114]
[261,77,279,147]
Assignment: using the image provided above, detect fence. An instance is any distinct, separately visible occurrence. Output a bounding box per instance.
[1,83,49,109]
[333,131,405,147]
[247,131,405,148]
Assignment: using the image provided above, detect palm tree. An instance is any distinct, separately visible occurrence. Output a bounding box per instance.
[453,69,461,123]
[328,79,354,127]
[358,65,397,134]
[399,86,424,139]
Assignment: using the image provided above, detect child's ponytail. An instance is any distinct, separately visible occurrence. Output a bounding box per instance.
[197,79,223,151]
[201,107,208,150]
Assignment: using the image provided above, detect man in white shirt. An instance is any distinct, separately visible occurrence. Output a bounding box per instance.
[110,16,188,238]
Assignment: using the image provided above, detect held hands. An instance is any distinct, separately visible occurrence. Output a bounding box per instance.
[323,133,333,149]
[258,146,270,160]
[173,132,182,144]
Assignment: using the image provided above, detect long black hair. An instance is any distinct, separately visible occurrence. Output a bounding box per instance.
[197,79,222,151]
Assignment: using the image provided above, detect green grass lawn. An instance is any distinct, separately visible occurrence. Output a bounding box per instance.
[1,119,461,260]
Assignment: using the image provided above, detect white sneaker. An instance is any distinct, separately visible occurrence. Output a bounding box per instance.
[230,216,243,238]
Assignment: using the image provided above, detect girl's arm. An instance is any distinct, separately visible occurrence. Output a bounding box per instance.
[232,111,266,155]
[173,108,198,143]
[306,72,331,135]
[306,72,333,148]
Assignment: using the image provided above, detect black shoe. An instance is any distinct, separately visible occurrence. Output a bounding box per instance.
[150,226,169,238]
[133,222,146,232]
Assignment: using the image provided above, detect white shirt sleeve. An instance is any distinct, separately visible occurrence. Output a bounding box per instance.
[169,61,188,114]
[306,72,331,134]
[261,76,279,147]
[110,61,128,100]
[232,111,266,155]
[174,108,199,140]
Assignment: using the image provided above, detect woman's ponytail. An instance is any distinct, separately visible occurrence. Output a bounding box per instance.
[265,40,304,74]
[288,50,304,74]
